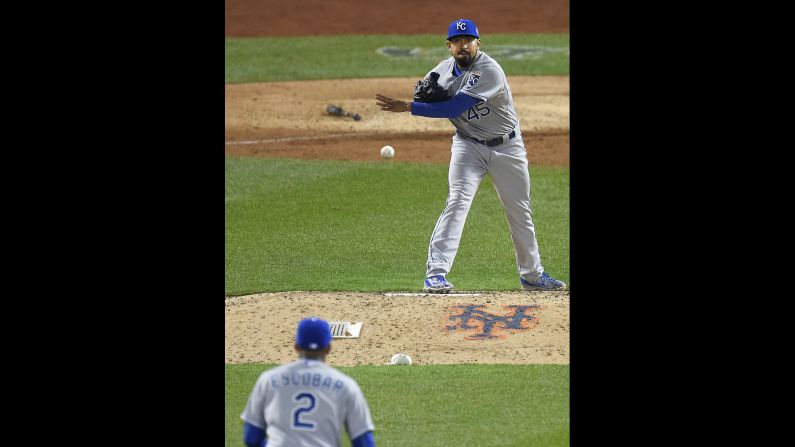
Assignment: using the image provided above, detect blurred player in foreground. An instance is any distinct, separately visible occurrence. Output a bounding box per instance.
[241,317,376,447]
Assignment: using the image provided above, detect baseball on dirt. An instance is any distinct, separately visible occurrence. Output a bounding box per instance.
[390,353,412,365]
[380,145,395,159]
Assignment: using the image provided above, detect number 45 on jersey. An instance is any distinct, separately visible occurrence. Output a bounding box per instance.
[467,103,490,120]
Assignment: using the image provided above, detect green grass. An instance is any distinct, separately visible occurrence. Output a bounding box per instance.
[226,363,569,447]
[225,34,569,83]
[225,157,569,296]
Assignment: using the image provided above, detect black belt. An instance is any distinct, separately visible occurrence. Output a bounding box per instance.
[465,130,516,147]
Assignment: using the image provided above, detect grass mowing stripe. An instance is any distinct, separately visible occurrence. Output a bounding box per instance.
[225,158,569,295]
[225,363,569,447]
[226,34,569,83]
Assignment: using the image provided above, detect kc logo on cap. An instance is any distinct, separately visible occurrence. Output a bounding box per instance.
[448,18,479,40]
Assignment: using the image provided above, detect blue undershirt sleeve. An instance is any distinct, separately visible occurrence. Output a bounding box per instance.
[351,431,376,447]
[243,422,267,447]
[410,93,480,118]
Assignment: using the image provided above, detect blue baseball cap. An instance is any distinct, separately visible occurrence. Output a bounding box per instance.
[447,19,479,40]
[295,317,332,351]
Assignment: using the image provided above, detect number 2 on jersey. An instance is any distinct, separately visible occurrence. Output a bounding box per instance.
[466,103,491,121]
[292,392,317,430]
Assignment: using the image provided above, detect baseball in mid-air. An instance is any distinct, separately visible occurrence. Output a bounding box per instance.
[380,145,395,159]
[390,353,412,365]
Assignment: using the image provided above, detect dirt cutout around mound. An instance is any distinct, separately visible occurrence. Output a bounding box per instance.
[225,76,569,165]
[225,292,569,366]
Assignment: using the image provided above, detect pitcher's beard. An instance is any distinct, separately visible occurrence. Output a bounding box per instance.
[455,51,476,68]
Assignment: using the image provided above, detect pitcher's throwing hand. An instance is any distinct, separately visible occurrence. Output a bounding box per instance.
[375,94,410,113]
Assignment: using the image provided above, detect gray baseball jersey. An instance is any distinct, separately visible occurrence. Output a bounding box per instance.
[427,51,518,140]
[240,359,375,447]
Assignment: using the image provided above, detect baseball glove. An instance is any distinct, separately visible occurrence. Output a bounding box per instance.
[413,72,449,103]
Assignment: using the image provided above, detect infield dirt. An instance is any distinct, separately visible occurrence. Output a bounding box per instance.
[225,76,568,165]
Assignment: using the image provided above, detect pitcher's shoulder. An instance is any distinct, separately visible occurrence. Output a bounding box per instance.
[474,52,504,71]
[433,57,455,72]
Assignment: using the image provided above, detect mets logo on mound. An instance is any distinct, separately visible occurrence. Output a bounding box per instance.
[443,304,540,340]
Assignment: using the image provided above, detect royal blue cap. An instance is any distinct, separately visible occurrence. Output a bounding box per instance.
[447,19,479,40]
[295,317,332,351]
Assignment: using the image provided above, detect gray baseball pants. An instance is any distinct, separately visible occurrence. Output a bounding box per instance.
[426,128,545,280]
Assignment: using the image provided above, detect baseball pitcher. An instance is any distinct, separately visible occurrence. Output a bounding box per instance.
[375,18,566,293]
[240,317,376,447]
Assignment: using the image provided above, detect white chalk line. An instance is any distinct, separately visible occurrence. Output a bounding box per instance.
[225,132,365,145]
[226,130,563,146]
[383,293,482,297]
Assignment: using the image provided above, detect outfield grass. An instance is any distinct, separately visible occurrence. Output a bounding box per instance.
[226,363,569,447]
[225,158,569,296]
[225,33,569,83]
